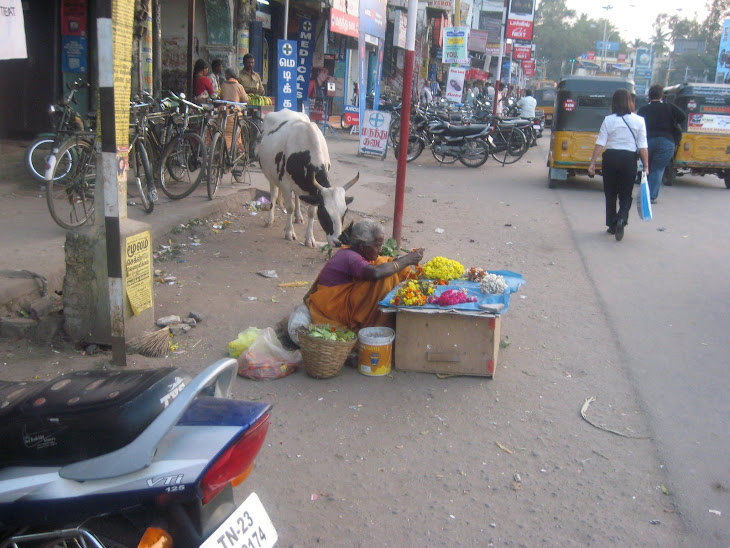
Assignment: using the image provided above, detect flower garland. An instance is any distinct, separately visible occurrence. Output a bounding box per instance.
[465,267,487,282]
[427,288,477,306]
[480,273,507,294]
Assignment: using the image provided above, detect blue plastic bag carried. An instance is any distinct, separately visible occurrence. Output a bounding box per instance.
[637,173,653,221]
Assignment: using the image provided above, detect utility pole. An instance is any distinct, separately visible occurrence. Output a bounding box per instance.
[600,5,613,73]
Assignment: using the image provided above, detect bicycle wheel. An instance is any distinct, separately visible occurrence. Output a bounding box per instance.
[232,125,249,183]
[458,139,490,168]
[207,131,225,199]
[494,129,527,165]
[132,141,154,213]
[159,131,206,199]
[47,138,95,229]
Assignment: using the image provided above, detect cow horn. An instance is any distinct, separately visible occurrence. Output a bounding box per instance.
[312,181,324,191]
[342,172,360,190]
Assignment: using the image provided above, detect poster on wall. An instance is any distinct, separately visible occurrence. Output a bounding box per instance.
[506,0,535,41]
[62,35,88,73]
[0,0,27,60]
[442,27,470,65]
[445,66,466,102]
[62,0,87,36]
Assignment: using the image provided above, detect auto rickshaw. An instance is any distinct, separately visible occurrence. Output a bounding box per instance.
[548,76,635,188]
[663,83,730,189]
[534,85,556,123]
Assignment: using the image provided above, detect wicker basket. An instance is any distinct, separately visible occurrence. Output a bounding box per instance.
[297,326,357,379]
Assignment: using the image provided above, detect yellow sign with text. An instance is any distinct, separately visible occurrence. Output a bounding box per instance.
[125,231,153,315]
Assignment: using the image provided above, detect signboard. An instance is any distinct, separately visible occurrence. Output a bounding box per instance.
[513,44,532,60]
[393,9,407,49]
[62,36,88,73]
[563,98,576,111]
[596,40,619,52]
[688,113,730,134]
[506,0,535,41]
[343,104,360,126]
[0,0,27,60]
[297,18,316,109]
[237,29,250,70]
[360,0,387,39]
[586,51,595,60]
[445,66,467,102]
[61,0,87,35]
[522,59,535,70]
[125,231,153,315]
[633,47,653,96]
[359,109,392,158]
[255,11,271,30]
[467,29,488,53]
[443,27,470,65]
[617,53,626,62]
[331,0,359,38]
[716,19,730,83]
[276,40,297,111]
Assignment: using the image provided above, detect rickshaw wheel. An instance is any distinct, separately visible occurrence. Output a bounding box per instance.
[548,168,558,189]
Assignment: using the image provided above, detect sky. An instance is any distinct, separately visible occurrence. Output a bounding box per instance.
[560,0,709,44]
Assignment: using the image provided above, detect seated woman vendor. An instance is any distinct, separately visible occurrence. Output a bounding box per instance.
[305,220,424,330]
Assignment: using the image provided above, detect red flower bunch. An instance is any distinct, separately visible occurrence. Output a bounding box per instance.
[427,288,477,307]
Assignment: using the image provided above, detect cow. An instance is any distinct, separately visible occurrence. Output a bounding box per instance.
[258,108,358,248]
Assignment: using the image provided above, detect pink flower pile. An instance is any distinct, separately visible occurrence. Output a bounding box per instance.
[427,288,477,306]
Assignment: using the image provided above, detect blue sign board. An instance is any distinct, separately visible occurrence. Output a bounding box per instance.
[596,41,619,52]
[360,0,387,39]
[62,36,87,73]
[297,18,316,110]
[277,40,297,111]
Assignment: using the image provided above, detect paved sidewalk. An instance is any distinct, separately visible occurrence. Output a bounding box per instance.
[0,128,386,318]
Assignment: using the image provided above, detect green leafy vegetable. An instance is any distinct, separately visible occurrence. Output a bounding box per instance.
[308,324,356,341]
[381,237,399,257]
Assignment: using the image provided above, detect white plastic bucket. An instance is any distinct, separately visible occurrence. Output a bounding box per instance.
[357,327,395,376]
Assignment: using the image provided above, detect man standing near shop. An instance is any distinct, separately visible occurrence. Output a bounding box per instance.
[238,53,265,96]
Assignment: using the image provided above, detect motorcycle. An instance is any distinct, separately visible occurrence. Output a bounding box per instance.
[25,80,95,184]
[0,358,276,548]
[424,119,491,167]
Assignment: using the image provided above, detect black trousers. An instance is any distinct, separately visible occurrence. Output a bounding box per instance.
[601,149,635,228]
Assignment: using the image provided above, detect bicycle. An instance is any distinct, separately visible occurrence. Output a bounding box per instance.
[157,93,208,200]
[127,101,156,213]
[486,119,529,165]
[206,100,249,199]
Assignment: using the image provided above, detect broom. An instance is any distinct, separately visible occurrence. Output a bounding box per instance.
[129,326,171,357]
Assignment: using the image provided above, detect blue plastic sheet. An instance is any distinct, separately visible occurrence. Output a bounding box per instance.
[379,270,525,314]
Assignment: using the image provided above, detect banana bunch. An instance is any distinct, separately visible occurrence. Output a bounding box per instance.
[248,94,273,106]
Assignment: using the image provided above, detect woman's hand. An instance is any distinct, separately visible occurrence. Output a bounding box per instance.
[399,248,424,267]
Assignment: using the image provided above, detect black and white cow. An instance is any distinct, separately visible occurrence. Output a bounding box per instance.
[258,109,358,248]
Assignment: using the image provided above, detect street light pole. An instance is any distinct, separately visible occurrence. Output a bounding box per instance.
[601,5,613,72]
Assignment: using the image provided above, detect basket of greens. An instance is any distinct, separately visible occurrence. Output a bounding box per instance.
[297,324,358,379]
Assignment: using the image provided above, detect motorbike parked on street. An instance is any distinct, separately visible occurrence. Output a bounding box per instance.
[0,358,276,548]
[424,118,491,167]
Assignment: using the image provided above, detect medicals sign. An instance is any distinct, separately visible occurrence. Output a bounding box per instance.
[506,0,535,41]
[297,18,316,109]
[277,40,297,111]
[0,0,27,60]
[442,27,470,65]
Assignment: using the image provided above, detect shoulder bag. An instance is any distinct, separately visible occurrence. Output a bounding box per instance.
[621,115,643,184]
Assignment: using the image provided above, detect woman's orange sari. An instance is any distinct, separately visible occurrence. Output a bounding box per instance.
[305,256,409,330]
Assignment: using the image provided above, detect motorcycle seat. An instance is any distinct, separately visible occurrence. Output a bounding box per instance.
[0,368,186,467]
[444,124,490,136]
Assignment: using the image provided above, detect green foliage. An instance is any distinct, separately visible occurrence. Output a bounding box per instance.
[308,324,356,341]
[380,237,400,258]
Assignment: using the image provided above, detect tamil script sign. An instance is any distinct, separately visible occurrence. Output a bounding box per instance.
[277,40,297,111]
[443,27,470,65]
[331,0,358,38]
[359,109,392,158]
[297,18,316,109]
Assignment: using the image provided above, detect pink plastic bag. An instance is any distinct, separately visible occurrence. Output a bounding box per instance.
[237,327,302,380]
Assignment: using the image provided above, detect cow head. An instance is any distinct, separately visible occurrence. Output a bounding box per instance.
[300,172,359,247]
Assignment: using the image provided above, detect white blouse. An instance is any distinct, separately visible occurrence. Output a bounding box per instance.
[596,113,648,152]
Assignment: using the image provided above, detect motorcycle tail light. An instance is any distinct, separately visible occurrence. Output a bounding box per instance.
[200,413,271,504]
[137,527,173,548]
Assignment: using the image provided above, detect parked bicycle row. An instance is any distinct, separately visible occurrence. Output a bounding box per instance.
[26,80,263,229]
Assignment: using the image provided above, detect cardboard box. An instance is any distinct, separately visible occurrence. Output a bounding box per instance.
[394,310,500,377]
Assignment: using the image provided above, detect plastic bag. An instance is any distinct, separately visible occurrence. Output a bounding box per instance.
[636,173,653,221]
[287,303,312,346]
[238,327,302,380]
[228,327,262,358]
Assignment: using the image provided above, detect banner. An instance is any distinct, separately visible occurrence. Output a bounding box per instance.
[445,66,466,102]
[0,0,27,60]
[467,29,488,53]
[633,47,653,97]
[506,0,535,41]
[360,0,387,39]
[716,19,730,83]
[277,40,297,111]
[393,9,407,49]
[331,0,359,38]
[513,44,531,60]
[297,18,316,110]
[237,29,250,70]
[443,27,470,65]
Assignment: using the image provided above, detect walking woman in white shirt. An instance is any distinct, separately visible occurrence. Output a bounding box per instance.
[587,88,649,241]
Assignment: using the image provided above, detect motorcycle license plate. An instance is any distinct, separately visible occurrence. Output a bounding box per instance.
[533,124,542,130]
[200,492,278,548]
